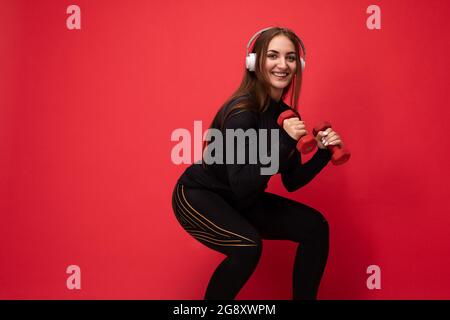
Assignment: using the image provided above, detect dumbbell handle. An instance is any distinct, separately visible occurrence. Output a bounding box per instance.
[312,121,351,165]
[277,110,316,154]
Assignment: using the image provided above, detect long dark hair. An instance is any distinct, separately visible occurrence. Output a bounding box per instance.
[202,26,304,165]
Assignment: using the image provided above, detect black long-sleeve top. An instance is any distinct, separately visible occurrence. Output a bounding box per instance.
[177,95,332,211]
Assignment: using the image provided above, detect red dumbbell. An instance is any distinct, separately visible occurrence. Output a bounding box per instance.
[277,109,317,154]
[312,121,351,165]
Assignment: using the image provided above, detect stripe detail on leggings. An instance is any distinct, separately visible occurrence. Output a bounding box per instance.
[174,184,257,247]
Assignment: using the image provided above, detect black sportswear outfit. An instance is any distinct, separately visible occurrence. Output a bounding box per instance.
[172,95,333,300]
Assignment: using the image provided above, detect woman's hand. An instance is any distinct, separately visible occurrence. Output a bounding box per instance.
[282,117,308,141]
[315,128,344,149]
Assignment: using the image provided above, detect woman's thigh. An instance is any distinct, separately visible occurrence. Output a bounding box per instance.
[172,183,261,255]
[241,192,328,242]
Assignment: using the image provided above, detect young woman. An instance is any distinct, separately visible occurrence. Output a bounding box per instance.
[171,26,345,300]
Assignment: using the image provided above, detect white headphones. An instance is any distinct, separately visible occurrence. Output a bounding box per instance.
[245,27,306,72]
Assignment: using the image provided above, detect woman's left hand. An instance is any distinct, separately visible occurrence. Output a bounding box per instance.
[315,128,344,149]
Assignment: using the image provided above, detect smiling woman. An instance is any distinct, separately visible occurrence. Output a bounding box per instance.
[171,26,340,300]
[265,37,299,101]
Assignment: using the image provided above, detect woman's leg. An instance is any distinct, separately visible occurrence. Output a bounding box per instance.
[243,192,330,300]
[171,183,262,300]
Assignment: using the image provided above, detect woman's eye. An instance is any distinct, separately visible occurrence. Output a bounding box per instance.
[268,55,296,61]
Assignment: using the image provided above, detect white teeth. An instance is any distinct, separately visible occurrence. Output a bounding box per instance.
[273,72,288,77]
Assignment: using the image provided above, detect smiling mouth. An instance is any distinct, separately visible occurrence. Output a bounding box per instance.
[271,72,289,80]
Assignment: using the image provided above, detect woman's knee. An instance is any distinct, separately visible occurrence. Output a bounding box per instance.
[314,207,328,226]
[310,209,329,238]
[292,208,329,243]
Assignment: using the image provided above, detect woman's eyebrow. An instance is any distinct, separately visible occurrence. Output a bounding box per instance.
[267,50,296,54]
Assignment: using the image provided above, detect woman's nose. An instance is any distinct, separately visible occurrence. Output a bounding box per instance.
[277,58,287,68]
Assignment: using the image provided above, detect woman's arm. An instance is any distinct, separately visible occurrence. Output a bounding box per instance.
[281,147,332,192]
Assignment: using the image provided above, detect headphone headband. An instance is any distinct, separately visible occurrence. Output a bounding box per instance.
[246,27,306,59]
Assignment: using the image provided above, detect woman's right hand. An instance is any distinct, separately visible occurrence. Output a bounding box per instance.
[282,117,308,141]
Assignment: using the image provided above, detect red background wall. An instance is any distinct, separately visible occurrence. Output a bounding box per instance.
[1,0,449,299]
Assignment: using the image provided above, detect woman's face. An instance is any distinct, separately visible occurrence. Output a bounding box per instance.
[264,35,297,101]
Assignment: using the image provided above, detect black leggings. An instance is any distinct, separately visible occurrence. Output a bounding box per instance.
[171,182,329,300]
